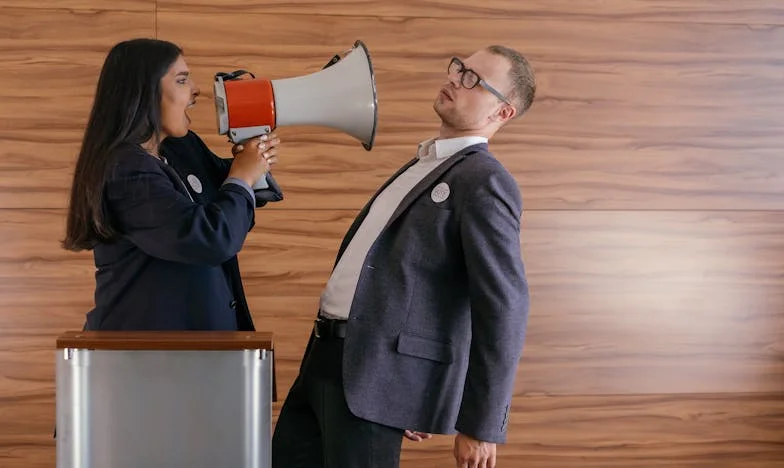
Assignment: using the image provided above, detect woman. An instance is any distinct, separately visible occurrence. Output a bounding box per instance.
[62,38,281,331]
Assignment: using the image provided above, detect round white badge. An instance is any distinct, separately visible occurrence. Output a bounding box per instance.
[431,182,450,203]
[186,174,203,194]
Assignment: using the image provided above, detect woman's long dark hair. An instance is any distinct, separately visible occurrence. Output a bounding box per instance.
[62,38,183,251]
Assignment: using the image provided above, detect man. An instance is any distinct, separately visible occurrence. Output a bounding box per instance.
[272,45,535,468]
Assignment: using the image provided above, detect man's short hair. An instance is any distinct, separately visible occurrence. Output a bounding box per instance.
[487,45,536,118]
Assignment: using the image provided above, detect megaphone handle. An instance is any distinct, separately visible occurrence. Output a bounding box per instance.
[252,175,270,190]
[228,126,273,189]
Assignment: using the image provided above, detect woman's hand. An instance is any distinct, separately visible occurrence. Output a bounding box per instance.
[228,132,281,186]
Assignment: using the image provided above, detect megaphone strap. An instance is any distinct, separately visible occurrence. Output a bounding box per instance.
[322,45,357,70]
[215,70,256,81]
[322,55,341,69]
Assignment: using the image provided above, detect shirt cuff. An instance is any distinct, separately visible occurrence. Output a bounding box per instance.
[222,177,254,201]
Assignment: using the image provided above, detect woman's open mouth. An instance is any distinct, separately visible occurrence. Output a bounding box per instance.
[185,100,195,123]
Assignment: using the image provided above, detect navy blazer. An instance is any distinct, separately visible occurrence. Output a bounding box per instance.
[299,143,529,444]
[84,131,282,332]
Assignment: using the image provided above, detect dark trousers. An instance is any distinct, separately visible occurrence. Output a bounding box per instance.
[272,335,404,468]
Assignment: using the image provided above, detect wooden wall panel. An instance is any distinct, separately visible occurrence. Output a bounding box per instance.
[398,393,784,467]
[4,376,782,468]
[3,9,783,209]
[243,209,784,396]
[1,1,783,467]
[158,12,784,211]
[1,209,781,395]
[158,0,784,25]
[0,1,151,9]
[0,3,154,467]
[0,341,56,468]
[0,8,157,209]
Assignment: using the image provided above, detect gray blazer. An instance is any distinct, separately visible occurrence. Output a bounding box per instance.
[304,143,529,444]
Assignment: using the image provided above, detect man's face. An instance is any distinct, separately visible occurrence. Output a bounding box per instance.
[433,49,515,132]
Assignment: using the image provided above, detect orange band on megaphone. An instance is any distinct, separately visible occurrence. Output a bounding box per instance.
[224,79,276,130]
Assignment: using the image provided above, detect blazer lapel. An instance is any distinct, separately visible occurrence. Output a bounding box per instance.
[333,142,485,266]
[381,143,484,233]
[334,156,419,266]
[158,159,195,202]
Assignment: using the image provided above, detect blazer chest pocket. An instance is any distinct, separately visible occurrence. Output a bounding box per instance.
[396,333,455,364]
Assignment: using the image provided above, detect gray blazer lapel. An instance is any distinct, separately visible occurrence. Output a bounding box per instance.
[333,143,485,266]
[381,144,484,233]
[334,156,419,266]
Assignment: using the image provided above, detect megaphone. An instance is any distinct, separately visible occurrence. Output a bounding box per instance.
[213,40,378,153]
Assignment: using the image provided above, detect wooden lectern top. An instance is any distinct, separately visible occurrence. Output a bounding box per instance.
[55,330,274,351]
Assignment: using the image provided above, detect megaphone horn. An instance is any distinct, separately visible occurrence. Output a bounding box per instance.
[213,40,379,151]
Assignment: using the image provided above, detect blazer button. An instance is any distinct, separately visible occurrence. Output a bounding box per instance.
[230,300,237,309]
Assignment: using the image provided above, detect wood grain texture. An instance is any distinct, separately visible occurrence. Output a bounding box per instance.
[2,1,784,466]
[0,7,155,209]
[1,209,781,396]
[397,393,784,467]
[3,307,782,467]
[158,0,784,25]
[0,1,151,10]
[3,10,783,209]
[244,210,784,396]
[156,11,784,211]
[2,387,782,467]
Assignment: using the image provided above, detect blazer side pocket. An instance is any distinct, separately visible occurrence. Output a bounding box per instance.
[396,333,455,364]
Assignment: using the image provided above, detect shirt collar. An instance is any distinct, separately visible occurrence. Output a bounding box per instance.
[417,136,488,160]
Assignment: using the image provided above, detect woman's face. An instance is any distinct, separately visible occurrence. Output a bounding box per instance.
[160,55,200,138]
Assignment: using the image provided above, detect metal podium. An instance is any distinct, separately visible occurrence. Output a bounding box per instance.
[55,331,275,468]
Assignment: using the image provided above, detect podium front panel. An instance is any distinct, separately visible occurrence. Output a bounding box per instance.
[56,348,272,468]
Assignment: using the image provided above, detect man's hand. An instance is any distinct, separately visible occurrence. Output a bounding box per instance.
[453,433,496,468]
[403,430,432,442]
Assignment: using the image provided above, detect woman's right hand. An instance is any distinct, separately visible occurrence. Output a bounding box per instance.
[228,133,281,187]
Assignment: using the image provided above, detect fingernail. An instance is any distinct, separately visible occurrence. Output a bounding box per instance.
[261,135,268,141]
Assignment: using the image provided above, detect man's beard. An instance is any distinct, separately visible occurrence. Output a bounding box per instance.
[434,100,471,130]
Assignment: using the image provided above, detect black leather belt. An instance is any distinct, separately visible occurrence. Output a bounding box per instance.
[314,316,348,339]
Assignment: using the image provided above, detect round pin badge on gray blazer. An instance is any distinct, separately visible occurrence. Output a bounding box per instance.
[431,182,450,203]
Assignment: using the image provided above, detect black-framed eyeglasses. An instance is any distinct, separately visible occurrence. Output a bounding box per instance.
[448,57,512,105]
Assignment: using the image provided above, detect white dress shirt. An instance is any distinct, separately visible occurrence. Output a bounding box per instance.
[318,135,488,320]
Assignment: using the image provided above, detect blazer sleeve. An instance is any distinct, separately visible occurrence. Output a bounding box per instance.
[105,147,256,266]
[455,166,530,444]
[190,132,284,208]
